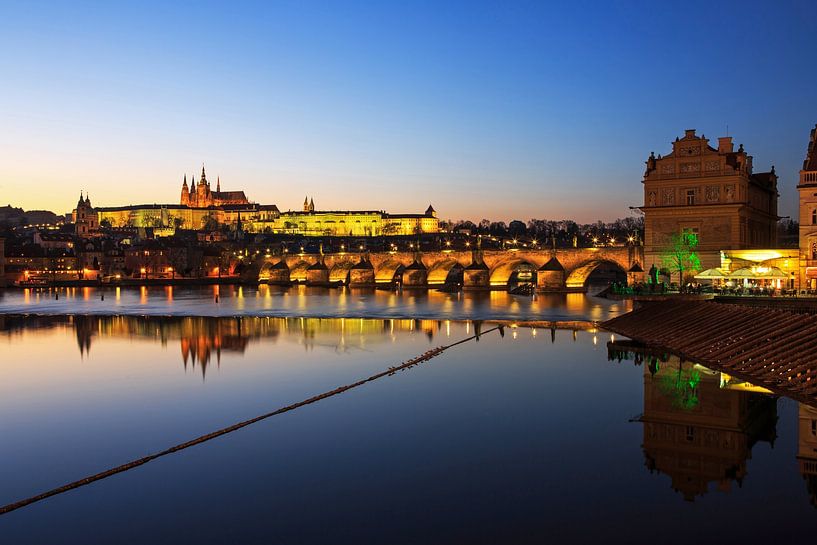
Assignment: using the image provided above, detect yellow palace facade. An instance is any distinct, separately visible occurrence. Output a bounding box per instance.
[92,192,439,237]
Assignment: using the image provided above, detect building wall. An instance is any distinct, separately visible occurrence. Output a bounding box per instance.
[642,129,778,278]
[95,204,439,236]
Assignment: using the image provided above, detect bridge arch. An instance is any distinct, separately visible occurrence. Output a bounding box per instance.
[565,259,627,289]
[375,259,406,284]
[427,259,465,285]
[288,260,311,283]
[329,261,355,284]
[489,259,538,288]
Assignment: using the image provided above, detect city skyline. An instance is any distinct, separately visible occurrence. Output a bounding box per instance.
[2,1,816,221]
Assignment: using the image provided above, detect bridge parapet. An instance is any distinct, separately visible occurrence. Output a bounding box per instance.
[255,246,644,291]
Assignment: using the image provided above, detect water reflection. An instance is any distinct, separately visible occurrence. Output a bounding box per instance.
[799,403,817,507]
[2,315,591,380]
[0,319,815,542]
[641,358,778,501]
[0,284,630,322]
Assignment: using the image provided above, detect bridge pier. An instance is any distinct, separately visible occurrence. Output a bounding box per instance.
[306,260,331,286]
[537,256,566,292]
[403,258,428,288]
[463,262,490,289]
[349,256,375,287]
[263,260,291,285]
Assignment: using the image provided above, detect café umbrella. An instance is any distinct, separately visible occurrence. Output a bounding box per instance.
[693,268,729,279]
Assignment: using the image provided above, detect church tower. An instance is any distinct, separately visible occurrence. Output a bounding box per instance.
[180,174,190,206]
[798,124,817,287]
[196,165,212,207]
[74,192,99,237]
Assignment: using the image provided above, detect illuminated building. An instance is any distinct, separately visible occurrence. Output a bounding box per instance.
[87,166,440,236]
[72,192,99,237]
[179,166,249,208]
[642,129,778,276]
[797,124,817,288]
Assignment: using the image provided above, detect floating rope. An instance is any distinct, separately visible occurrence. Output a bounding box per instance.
[0,326,500,516]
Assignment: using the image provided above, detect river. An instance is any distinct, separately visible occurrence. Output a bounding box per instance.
[0,288,814,543]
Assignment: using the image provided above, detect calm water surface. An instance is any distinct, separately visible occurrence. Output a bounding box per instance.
[0,284,628,322]
[0,292,815,543]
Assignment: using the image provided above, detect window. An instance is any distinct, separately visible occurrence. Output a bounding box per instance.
[812,209,816,225]
[686,190,695,205]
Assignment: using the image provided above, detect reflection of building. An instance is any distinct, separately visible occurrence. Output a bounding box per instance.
[180,317,250,378]
[2,314,451,378]
[641,358,777,501]
[642,129,778,276]
[797,403,817,508]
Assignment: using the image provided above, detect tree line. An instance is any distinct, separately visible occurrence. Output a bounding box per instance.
[443,216,645,245]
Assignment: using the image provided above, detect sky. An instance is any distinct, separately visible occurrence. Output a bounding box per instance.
[1,0,816,223]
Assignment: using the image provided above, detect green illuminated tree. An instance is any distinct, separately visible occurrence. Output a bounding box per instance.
[660,231,701,287]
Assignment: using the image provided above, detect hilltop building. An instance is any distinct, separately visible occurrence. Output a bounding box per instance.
[72,192,99,237]
[180,166,249,208]
[81,165,440,236]
[642,129,779,277]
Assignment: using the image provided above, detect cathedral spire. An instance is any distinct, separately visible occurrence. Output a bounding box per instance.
[216,176,220,193]
[201,164,207,184]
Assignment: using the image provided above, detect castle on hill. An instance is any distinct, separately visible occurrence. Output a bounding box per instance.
[76,164,440,237]
[180,166,249,208]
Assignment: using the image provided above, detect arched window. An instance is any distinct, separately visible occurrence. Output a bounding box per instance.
[812,242,817,260]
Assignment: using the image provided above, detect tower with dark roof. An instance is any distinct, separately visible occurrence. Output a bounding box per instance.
[180,174,190,206]
[798,124,817,287]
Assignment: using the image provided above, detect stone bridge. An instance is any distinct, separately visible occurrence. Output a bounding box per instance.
[249,246,644,292]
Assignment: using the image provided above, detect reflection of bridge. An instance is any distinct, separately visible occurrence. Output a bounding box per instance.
[254,247,644,291]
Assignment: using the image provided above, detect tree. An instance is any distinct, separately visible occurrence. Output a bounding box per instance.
[203,214,219,231]
[661,231,701,288]
[508,220,527,237]
[173,217,185,230]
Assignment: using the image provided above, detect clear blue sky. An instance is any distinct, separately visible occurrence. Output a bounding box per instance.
[1,0,815,222]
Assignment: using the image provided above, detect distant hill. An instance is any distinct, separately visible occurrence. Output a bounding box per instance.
[0,205,62,225]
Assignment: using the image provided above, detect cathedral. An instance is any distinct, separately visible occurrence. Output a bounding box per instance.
[180,166,249,208]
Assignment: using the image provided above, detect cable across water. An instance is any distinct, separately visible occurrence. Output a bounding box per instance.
[0,326,501,516]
